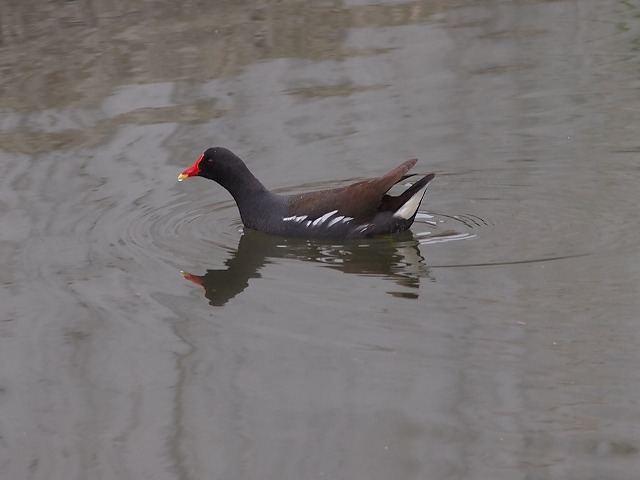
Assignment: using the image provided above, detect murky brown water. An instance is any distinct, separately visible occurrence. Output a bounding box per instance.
[2,0,640,478]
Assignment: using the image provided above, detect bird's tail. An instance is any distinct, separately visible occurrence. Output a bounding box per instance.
[391,173,435,220]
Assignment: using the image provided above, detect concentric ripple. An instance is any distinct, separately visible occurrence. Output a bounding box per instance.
[412,211,479,245]
[87,180,482,279]
[89,191,245,271]
[147,196,244,262]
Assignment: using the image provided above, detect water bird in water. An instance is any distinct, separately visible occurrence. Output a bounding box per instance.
[178,147,435,239]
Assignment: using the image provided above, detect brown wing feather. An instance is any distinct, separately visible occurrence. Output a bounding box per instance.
[285,159,418,221]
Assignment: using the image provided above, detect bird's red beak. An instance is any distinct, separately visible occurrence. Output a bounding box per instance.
[178,153,204,181]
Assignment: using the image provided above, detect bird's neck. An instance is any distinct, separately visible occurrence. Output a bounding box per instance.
[225,167,269,201]
[223,169,282,229]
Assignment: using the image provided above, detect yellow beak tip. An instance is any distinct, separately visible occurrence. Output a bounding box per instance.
[177,174,188,181]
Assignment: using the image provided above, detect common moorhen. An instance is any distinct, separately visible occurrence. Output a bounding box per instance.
[178,147,435,238]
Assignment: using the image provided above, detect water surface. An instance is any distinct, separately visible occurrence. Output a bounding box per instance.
[1,0,640,479]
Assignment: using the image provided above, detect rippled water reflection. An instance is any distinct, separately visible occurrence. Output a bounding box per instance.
[2,0,640,479]
[175,208,479,306]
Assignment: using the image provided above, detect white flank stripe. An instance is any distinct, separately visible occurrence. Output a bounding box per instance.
[327,216,344,227]
[327,216,354,227]
[283,214,308,222]
[311,210,338,227]
[393,185,429,220]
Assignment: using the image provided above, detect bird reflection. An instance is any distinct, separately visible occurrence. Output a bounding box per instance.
[181,229,431,306]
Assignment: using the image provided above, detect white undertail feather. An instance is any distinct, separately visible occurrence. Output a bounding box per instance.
[393,184,429,220]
